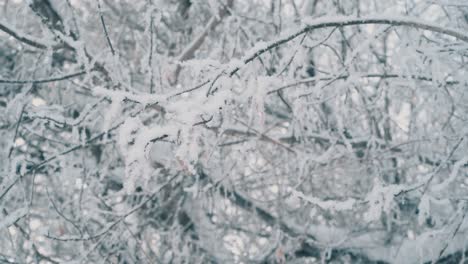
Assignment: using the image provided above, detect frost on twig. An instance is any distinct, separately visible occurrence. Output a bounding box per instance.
[2,1,468,263]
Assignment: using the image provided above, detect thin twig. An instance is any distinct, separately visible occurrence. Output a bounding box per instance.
[148,15,155,94]
[167,79,211,100]
[46,187,83,237]
[8,104,26,158]
[420,137,464,197]
[0,71,88,84]
[1,108,145,203]
[171,0,233,84]
[97,0,115,56]
[267,73,461,95]
[276,33,307,76]
[45,174,177,241]
[437,203,467,260]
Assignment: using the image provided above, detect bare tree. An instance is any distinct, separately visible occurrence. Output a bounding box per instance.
[1,0,468,263]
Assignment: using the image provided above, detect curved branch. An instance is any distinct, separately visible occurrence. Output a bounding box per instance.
[230,15,468,76]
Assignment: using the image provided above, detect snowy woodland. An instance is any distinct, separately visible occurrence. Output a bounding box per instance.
[1,0,468,263]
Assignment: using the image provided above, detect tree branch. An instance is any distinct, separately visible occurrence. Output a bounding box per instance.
[0,70,88,84]
[230,15,468,76]
[0,22,50,49]
[97,0,116,56]
[170,0,233,84]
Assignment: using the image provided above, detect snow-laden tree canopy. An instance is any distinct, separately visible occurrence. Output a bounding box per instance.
[1,0,468,263]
